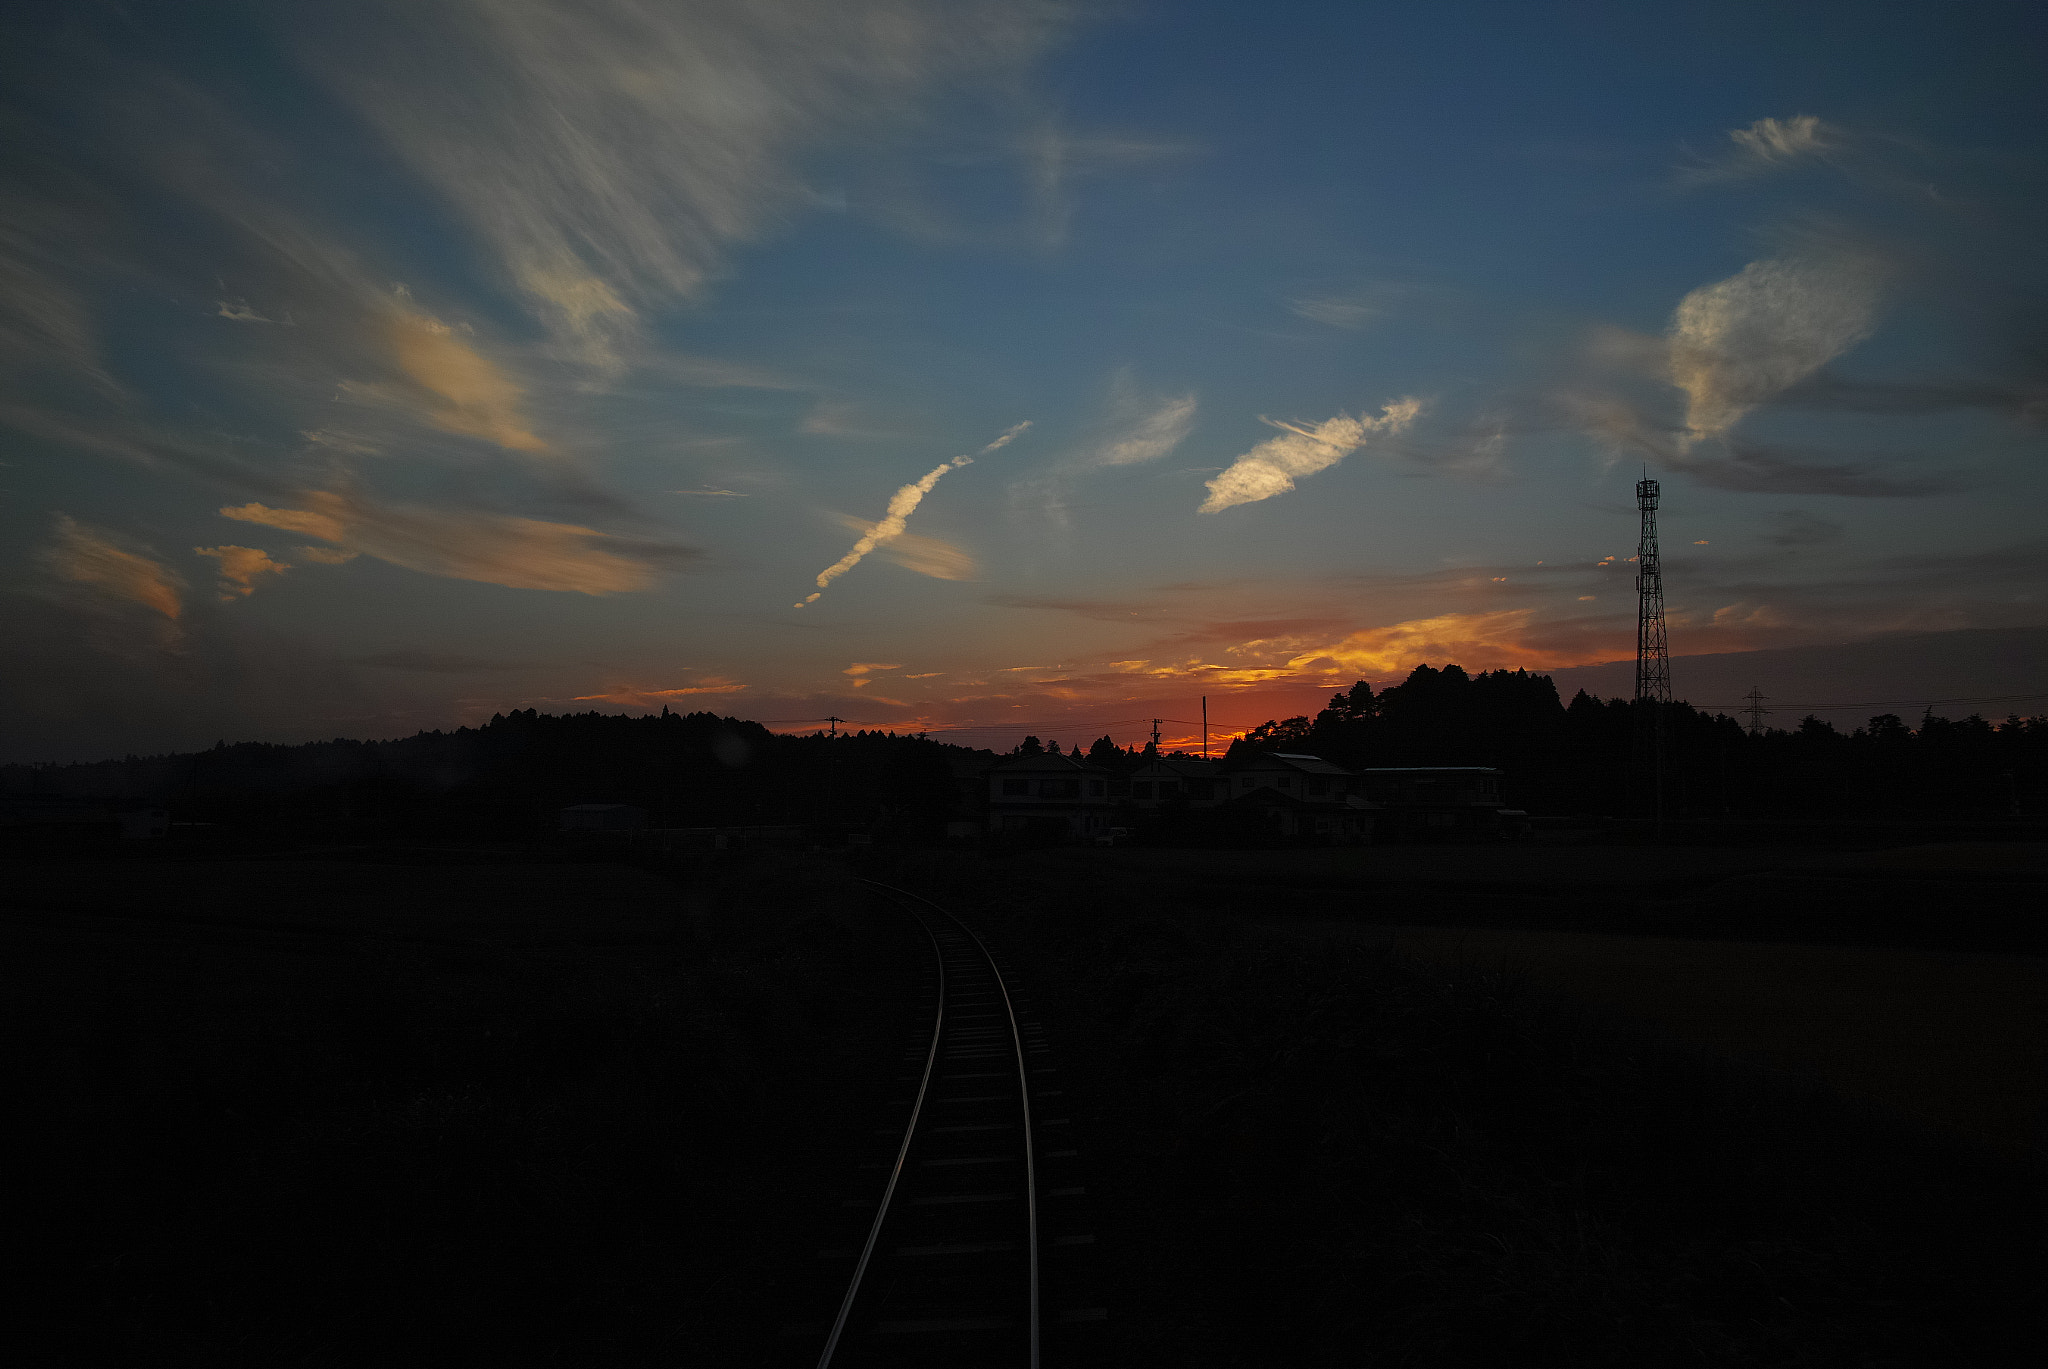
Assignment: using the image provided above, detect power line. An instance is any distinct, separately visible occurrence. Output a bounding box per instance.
[1688,691,2048,712]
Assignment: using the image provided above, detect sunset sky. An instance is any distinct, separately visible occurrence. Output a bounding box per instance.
[4,1,2044,761]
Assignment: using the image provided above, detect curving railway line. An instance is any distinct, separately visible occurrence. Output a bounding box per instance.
[811,879,1102,1367]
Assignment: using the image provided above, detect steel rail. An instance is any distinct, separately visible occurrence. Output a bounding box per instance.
[814,888,948,1369]
[817,878,1041,1369]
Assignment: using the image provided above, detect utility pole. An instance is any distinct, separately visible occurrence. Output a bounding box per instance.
[1742,687,1768,737]
[1633,474,1670,837]
[1201,696,1209,759]
[1150,718,1161,752]
[826,715,844,737]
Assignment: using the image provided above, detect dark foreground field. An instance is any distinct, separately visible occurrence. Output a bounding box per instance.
[3,843,2043,1366]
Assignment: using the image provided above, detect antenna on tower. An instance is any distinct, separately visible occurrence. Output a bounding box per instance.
[1742,686,1768,737]
[1149,718,1162,752]
[1634,475,1670,834]
[826,715,844,737]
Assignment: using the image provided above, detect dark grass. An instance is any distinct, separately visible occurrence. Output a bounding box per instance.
[882,848,2047,1367]
[0,853,921,1365]
[6,846,2044,1365]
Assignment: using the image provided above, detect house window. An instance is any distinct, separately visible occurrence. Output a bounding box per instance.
[1041,779,1078,799]
[1240,777,1253,788]
[1188,780,1213,799]
[1002,778,1028,796]
[1131,782,1153,799]
[1277,776,1292,788]
[1089,780,1105,796]
[1307,778,1328,795]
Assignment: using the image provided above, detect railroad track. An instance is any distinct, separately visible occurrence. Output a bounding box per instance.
[811,879,1102,1367]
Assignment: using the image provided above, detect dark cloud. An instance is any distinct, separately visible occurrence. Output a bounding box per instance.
[1776,367,2047,420]
[355,649,531,673]
[985,594,1158,621]
[1871,541,2048,575]
[0,593,384,763]
[1756,510,1846,546]
[1669,439,1964,498]
[1547,625,2048,721]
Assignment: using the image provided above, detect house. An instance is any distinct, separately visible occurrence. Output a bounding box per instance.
[558,803,648,832]
[0,795,121,844]
[1109,754,1230,810]
[119,807,169,839]
[1358,767,1523,840]
[943,754,990,840]
[1222,752,1376,843]
[986,752,1113,839]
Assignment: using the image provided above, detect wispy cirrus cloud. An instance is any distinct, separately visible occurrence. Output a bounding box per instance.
[830,514,977,581]
[571,677,748,706]
[42,516,184,622]
[376,305,549,453]
[1022,123,1199,248]
[219,491,694,594]
[306,0,1069,377]
[1089,371,1197,467]
[1679,114,1839,185]
[1199,398,1423,513]
[797,422,1026,607]
[215,300,278,323]
[1286,280,1427,332]
[0,158,119,397]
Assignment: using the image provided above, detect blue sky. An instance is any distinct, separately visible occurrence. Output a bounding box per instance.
[3,0,2043,760]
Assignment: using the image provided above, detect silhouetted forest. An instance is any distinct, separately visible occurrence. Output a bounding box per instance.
[2,709,973,842]
[1225,665,2048,817]
[4,664,2042,841]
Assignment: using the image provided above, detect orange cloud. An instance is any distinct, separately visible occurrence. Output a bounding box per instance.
[385,308,548,452]
[45,516,182,619]
[219,501,346,542]
[194,545,291,599]
[296,546,360,565]
[1109,659,1306,687]
[843,662,902,689]
[1284,609,1615,676]
[572,678,747,706]
[220,491,678,594]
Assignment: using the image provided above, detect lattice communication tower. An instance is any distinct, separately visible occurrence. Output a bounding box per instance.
[1634,477,1670,706]
[1633,476,1670,827]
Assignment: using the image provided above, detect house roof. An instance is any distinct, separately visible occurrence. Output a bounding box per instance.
[989,752,1110,774]
[1361,767,1503,775]
[1130,755,1225,778]
[560,803,643,812]
[1228,752,1352,776]
[1227,788,1381,810]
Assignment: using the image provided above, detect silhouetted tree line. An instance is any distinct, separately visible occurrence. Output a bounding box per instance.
[5,667,2041,839]
[2,708,984,841]
[1226,664,2046,816]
